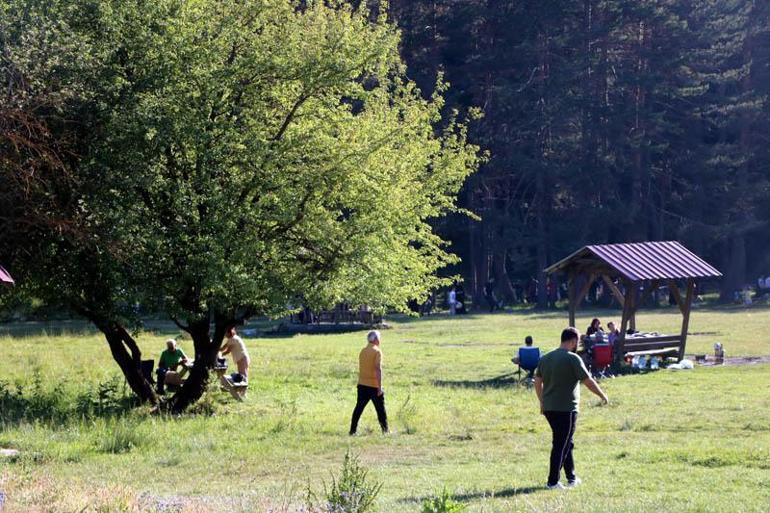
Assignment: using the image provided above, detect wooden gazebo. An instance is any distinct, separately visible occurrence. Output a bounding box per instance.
[545,241,722,361]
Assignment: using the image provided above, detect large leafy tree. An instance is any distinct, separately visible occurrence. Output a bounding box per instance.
[2,0,478,411]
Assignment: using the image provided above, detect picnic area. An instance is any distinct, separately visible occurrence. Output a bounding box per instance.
[1,307,769,512]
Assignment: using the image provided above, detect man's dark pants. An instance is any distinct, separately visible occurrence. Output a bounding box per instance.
[544,411,578,486]
[349,384,388,434]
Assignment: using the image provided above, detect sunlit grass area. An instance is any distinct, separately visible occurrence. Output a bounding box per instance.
[1,306,769,511]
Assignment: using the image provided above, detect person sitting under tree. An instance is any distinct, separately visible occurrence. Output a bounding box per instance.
[156,339,188,394]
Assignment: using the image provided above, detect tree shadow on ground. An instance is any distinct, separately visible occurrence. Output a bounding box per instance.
[399,485,542,504]
[432,373,522,389]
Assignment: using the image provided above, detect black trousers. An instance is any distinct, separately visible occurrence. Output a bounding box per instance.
[544,411,578,486]
[349,384,388,434]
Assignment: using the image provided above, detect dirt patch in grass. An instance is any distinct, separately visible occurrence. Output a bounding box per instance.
[697,355,770,366]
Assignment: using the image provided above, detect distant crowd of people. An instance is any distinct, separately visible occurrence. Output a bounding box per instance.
[732,275,770,305]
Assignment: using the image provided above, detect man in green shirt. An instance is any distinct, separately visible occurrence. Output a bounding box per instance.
[156,339,188,394]
[534,327,609,489]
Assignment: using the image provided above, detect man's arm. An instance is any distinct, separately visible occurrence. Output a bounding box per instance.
[534,376,544,414]
[375,352,383,396]
[582,376,609,404]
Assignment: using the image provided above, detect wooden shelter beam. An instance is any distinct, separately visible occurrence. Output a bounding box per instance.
[668,280,685,315]
[628,281,638,331]
[575,273,597,308]
[679,279,695,361]
[601,275,625,307]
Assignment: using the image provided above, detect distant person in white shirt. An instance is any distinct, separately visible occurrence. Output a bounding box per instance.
[448,287,457,315]
[220,326,250,381]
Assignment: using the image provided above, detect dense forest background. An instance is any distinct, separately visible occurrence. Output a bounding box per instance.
[383,0,770,306]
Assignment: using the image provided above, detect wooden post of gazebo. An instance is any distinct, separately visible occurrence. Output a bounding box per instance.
[545,242,721,362]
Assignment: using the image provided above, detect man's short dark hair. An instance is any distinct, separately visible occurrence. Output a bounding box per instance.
[525,336,533,346]
[561,327,580,343]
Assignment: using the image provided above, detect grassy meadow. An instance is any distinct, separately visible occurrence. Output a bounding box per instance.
[1,305,769,512]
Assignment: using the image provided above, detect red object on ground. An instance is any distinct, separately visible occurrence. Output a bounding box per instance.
[0,265,14,284]
[592,344,613,371]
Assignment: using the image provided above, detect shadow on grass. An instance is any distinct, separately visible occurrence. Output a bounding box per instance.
[433,373,521,389]
[400,485,542,504]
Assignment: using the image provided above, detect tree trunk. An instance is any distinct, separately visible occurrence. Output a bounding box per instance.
[101,324,158,405]
[493,249,516,303]
[169,315,230,413]
[535,29,551,310]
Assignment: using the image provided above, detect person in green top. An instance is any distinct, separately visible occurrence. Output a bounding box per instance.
[156,339,188,394]
[534,327,609,490]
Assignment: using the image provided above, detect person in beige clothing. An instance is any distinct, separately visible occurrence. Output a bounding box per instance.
[349,330,388,435]
[220,326,250,382]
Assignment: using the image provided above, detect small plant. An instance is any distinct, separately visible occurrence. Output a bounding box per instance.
[396,393,418,435]
[307,450,382,513]
[421,488,466,513]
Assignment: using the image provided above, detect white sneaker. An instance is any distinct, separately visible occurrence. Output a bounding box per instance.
[567,477,582,487]
[547,482,565,490]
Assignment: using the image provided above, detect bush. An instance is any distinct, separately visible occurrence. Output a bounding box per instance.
[75,375,131,418]
[421,488,466,513]
[307,450,382,513]
[0,370,70,424]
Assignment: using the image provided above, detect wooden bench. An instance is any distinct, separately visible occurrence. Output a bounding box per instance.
[621,335,681,359]
[219,373,248,401]
[625,348,679,358]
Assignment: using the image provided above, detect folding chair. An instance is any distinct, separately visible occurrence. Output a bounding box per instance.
[591,344,613,379]
[140,359,155,384]
[515,346,541,388]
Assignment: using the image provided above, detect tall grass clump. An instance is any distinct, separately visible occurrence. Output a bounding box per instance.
[396,393,418,435]
[307,450,382,513]
[97,419,147,454]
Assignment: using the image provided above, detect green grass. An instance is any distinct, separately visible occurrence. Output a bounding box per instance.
[1,306,769,512]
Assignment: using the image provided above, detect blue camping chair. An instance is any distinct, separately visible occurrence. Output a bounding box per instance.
[514,346,541,387]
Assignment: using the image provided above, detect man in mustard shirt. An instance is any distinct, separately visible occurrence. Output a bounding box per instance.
[349,330,389,435]
[535,327,609,489]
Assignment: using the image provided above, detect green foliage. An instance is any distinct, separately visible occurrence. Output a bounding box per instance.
[2,0,479,327]
[75,376,132,419]
[421,488,466,513]
[307,450,382,513]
